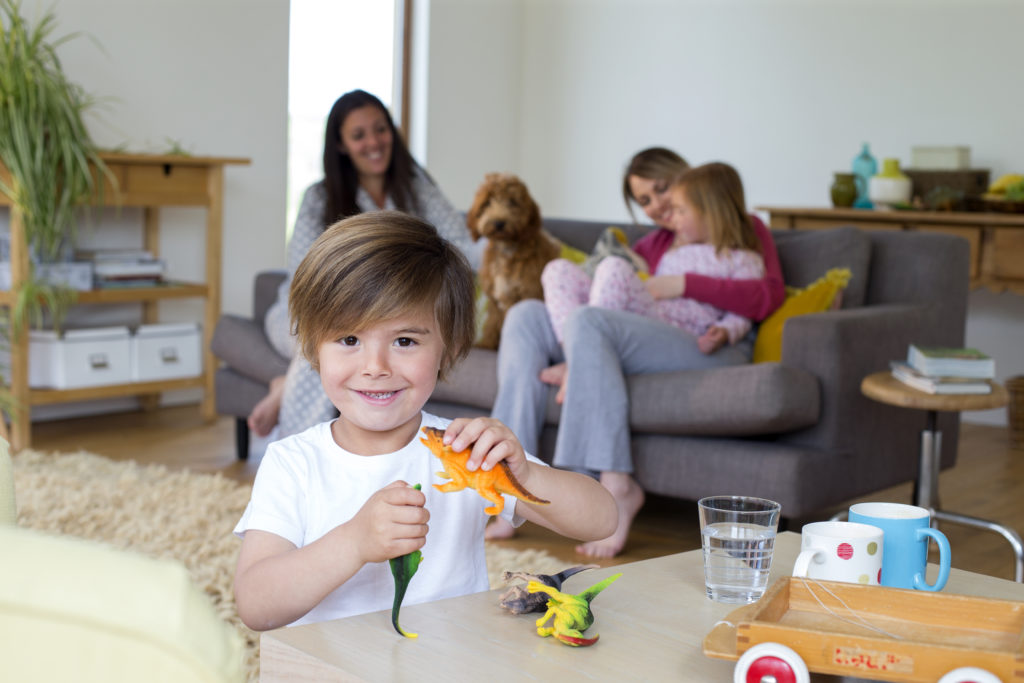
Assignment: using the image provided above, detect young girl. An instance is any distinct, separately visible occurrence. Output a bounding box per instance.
[233,211,615,631]
[542,162,765,357]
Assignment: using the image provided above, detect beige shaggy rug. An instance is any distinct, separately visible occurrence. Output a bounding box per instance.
[10,450,572,682]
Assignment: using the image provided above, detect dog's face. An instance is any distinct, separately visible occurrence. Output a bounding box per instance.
[466,173,542,243]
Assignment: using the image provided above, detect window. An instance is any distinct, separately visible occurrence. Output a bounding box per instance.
[286,0,400,236]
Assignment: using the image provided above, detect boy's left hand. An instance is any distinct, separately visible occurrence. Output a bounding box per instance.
[444,417,530,483]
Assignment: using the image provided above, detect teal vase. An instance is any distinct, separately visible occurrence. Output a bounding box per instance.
[852,143,877,208]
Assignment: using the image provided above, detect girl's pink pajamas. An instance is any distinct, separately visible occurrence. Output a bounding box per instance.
[542,244,764,345]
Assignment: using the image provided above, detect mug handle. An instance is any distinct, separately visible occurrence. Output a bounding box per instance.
[912,527,951,591]
[792,548,824,577]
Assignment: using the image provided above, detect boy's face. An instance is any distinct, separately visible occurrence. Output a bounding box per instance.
[319,304,445,456]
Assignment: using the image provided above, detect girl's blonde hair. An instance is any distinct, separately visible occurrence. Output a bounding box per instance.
[671,162,759,254]
[622,147,690,223]
[289,211,476,379]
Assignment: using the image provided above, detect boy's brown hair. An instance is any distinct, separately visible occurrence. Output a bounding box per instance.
[289,211,476,379]
[671,162,760,254]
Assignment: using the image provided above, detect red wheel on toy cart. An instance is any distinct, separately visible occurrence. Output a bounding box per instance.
[937,667,1002,683]
[733,643,810,683]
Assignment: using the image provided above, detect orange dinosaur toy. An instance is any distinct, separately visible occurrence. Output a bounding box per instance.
[419,426,550,515]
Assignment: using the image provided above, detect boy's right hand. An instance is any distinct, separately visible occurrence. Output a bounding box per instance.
[348,481,428,565]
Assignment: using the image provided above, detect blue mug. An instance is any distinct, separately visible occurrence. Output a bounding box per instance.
[848,502,950,591]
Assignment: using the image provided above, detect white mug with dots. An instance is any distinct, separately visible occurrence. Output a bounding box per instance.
[792,521,884,585]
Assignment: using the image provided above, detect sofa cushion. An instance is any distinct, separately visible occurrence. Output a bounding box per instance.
[432,348,819,437]
[626,363,820,436]
[772,226,870,308]
[543,218,650,253]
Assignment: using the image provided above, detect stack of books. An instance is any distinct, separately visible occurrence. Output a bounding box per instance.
[75,249,167,288]
[890,344,995,394]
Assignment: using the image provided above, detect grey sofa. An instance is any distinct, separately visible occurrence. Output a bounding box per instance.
[212,219,969,521]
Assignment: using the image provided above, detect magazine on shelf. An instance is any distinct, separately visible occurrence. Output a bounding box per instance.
[92,260,165,278]
[74,248,155,262]
[907,344,995,379]
[890,361,992,395]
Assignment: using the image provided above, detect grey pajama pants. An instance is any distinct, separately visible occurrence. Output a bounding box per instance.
[492,300,753,475]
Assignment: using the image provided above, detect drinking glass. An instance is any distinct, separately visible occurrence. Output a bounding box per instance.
[698,496,781,604]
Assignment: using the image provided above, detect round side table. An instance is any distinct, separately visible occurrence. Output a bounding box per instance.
[860,371,1022,582]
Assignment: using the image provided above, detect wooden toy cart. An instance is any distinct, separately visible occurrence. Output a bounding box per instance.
[703,577,1024,683]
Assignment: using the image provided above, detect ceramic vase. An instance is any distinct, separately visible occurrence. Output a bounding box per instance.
[830,173,858,208]
[868,158,912,210]
[852,143,877,208]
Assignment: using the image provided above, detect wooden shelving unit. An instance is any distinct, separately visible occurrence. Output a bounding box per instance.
[1,152,250,451]
[758,206,1024,295]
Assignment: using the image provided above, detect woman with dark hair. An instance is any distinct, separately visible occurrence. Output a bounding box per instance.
[249,89,480,439]
[488,147,786,557]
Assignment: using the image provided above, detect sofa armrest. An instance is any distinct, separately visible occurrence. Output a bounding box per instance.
[254,270,287,325]
[210,314,289,385]
[779,303,938,449]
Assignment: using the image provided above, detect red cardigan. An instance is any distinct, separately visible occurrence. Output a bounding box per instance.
[631,215,785,322]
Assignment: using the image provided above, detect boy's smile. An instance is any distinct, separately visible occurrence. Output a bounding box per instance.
[319,305,445,456]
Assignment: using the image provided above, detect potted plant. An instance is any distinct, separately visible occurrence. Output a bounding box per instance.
[1,0,109,416]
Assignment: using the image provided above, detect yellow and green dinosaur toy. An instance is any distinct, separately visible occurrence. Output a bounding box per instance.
[528,572,622,646]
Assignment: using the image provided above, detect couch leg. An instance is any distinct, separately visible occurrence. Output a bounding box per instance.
[235,418,250,460]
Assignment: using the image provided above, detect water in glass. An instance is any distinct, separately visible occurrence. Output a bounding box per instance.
[701,521,776,603]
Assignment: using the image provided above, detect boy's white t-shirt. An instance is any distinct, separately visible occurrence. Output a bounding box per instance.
[234,411,545,627]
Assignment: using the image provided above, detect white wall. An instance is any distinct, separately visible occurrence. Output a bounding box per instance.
[9,0,289,318]
[416,0,524,204]
[418,0,1023,425]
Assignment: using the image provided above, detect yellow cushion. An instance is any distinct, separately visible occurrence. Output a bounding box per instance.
[0,526,244,682]
[753,268,852,364]
[560,242,587,264]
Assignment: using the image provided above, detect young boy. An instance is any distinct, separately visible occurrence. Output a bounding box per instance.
[233,212,617,631]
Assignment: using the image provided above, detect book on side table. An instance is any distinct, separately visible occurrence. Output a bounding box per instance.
[907,344,995,380]
[890,361,992,395]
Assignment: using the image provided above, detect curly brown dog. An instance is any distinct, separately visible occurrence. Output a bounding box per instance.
[467,173,562,349]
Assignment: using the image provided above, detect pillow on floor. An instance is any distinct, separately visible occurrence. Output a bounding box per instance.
[753,267,852,363]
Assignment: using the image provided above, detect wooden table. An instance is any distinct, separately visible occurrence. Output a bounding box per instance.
[260,532,1024,681]
[861,372,1021,582]
[757,206,1024,295]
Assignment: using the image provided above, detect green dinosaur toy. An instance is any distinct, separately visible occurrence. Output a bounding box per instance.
[389,484,424,638]
[527,572,622,646]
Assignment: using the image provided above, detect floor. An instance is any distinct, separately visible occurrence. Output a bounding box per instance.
[26,406,1024,581]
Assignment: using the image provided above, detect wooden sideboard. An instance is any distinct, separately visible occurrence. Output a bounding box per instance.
[758,206,1024,295]
[1,152,250,450]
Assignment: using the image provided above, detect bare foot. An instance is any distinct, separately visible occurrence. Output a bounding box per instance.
[539,362,566,386]
[575,471,645,559]
[539,363,569,405]
[484,516,517,540]
[247,375,285,437]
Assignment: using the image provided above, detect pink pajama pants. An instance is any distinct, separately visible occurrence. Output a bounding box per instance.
[542,257,715,343]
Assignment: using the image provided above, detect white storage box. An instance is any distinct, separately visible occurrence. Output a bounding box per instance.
[29,327,132,389]
[131,323,202,382]
[910,146,971,170]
